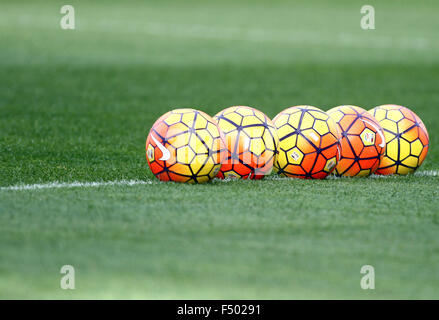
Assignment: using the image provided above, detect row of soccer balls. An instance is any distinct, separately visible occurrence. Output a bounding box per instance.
[146,105,429,183]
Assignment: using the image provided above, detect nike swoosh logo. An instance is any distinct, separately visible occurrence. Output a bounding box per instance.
[151,135,171,161]
[362,119,386,148]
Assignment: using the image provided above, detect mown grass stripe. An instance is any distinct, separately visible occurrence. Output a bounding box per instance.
[1,170,437,191]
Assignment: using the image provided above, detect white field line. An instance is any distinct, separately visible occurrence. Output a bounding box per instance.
[0,170,437,191]
[0,180,154,191]
[326,170,439,180]
[415,170,439,177]
[269,170,439,180]
[373,170,439,178]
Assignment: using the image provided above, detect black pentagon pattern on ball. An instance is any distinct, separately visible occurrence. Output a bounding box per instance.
[335,106,382,176]
[151,110,223,183]
[275,107,339,178]
[369,107,426,172]
[215,107,277,178]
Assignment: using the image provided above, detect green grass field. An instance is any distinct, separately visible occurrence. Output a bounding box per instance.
[1,0,439,299]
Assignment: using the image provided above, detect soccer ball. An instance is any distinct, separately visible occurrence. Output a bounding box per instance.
[327,105,386,177]
[146,108,226,183]
[273,105,340,179]
[214,106,279,179]
[368,104,429,175]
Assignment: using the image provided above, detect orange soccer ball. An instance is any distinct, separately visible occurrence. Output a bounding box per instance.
[328,105,386,177]
[146,108,226,183]
[369,104,429,175]
[273,106,340,179]
[214,106,279,179]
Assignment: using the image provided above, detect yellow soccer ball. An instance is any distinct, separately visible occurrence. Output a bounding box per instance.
[146,108,226,183]
[328,105,385,177]
[368,105,429,175]
[273,106,340,179]
[214,106,279,179]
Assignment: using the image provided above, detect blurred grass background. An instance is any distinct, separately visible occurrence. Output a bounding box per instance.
[0,0,438,299]
[1,0,438,186]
